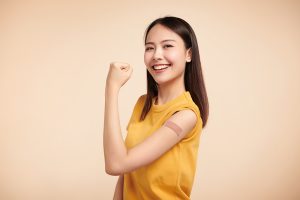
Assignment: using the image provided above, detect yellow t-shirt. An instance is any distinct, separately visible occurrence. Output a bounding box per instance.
[124,91,203,200]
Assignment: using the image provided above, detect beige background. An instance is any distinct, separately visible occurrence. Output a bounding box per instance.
[0,0,299,199]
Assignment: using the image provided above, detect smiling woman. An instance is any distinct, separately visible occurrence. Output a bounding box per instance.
[144,24,191,87]
[103,16,209,200]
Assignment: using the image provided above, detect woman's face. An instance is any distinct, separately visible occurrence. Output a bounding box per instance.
[144,24,191,86]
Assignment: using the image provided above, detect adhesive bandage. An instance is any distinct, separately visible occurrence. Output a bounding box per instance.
[163,120,183,137]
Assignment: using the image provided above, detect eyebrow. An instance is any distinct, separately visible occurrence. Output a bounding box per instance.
[145,39,176,45]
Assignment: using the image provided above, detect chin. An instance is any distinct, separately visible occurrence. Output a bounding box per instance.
[154,78,174,86]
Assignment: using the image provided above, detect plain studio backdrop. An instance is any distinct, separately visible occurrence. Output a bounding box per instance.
[0,0,299,199]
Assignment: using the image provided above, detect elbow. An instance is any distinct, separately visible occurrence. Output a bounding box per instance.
[105,163,125,176]
[105,167,121,176]
[104,151,130,175]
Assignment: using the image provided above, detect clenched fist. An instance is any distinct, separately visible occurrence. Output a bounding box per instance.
[106,62,133,90]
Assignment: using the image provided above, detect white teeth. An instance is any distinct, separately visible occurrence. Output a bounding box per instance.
[153,64,170,70]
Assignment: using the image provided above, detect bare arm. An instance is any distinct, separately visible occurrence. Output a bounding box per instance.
[113,175,123,200]
[103,62,132,175]
[103,62,198,175]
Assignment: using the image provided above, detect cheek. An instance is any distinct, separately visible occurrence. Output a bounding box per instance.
[167,53,177,61]
[166,51,182,63]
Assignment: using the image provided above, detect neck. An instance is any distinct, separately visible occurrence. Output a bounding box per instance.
[155,78,186,105]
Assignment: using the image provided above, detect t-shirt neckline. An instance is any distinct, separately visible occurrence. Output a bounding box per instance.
[152,91,190,112]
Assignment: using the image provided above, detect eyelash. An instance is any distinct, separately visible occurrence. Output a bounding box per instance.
[145,45,173,51]
[145,47,153,51]
[164,44,173,48]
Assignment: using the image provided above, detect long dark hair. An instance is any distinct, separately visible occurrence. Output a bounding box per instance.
[140,16,209,128]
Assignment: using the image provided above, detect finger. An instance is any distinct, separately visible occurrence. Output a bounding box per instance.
[120,65,129,71]
[121,64,131,72]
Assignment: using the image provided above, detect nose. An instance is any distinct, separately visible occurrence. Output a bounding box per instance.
[153,47,163,60]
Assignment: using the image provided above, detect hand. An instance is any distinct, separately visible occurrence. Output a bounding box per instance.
[106,62,133,90]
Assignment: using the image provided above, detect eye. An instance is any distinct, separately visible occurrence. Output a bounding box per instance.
[163,44,173,48]
[145,47,154,51]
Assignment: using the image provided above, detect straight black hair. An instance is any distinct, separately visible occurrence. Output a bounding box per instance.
[140,16,209,128]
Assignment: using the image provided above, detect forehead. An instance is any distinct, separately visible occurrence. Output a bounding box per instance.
[145,24,182,44]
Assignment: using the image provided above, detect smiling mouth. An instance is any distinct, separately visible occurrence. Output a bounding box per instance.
[152,64,171,71]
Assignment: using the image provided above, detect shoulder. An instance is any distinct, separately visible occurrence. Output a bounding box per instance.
[182,92,201,122]
[169,92,201,122]
[172,109,197,120]
[134,94,146,109]
[130,94,147,117]
[138,94,147,103]
[168,92,203,137]
[168,109,198,132]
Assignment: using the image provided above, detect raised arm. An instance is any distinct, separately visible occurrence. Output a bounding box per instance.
[103,62,133,175]
[103,62,198,175]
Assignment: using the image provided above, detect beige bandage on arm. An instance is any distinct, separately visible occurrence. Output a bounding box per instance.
[163,120,183,137]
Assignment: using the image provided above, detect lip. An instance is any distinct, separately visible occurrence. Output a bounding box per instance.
[151,63,171,70]
[152,63,171,66]
[153,68,168,74]
[151,64,171,74]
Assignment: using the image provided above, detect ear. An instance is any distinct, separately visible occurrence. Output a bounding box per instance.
[186,48,192,62]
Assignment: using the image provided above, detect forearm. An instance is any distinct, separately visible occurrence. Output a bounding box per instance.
[113,175,124,200]
[103,85,127,174]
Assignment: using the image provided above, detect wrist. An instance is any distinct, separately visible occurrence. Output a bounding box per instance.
[105,82,120,96]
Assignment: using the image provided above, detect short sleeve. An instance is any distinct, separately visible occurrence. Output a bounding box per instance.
[165,104,202,140]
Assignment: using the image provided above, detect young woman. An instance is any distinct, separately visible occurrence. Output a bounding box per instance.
[104,16,209,200]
